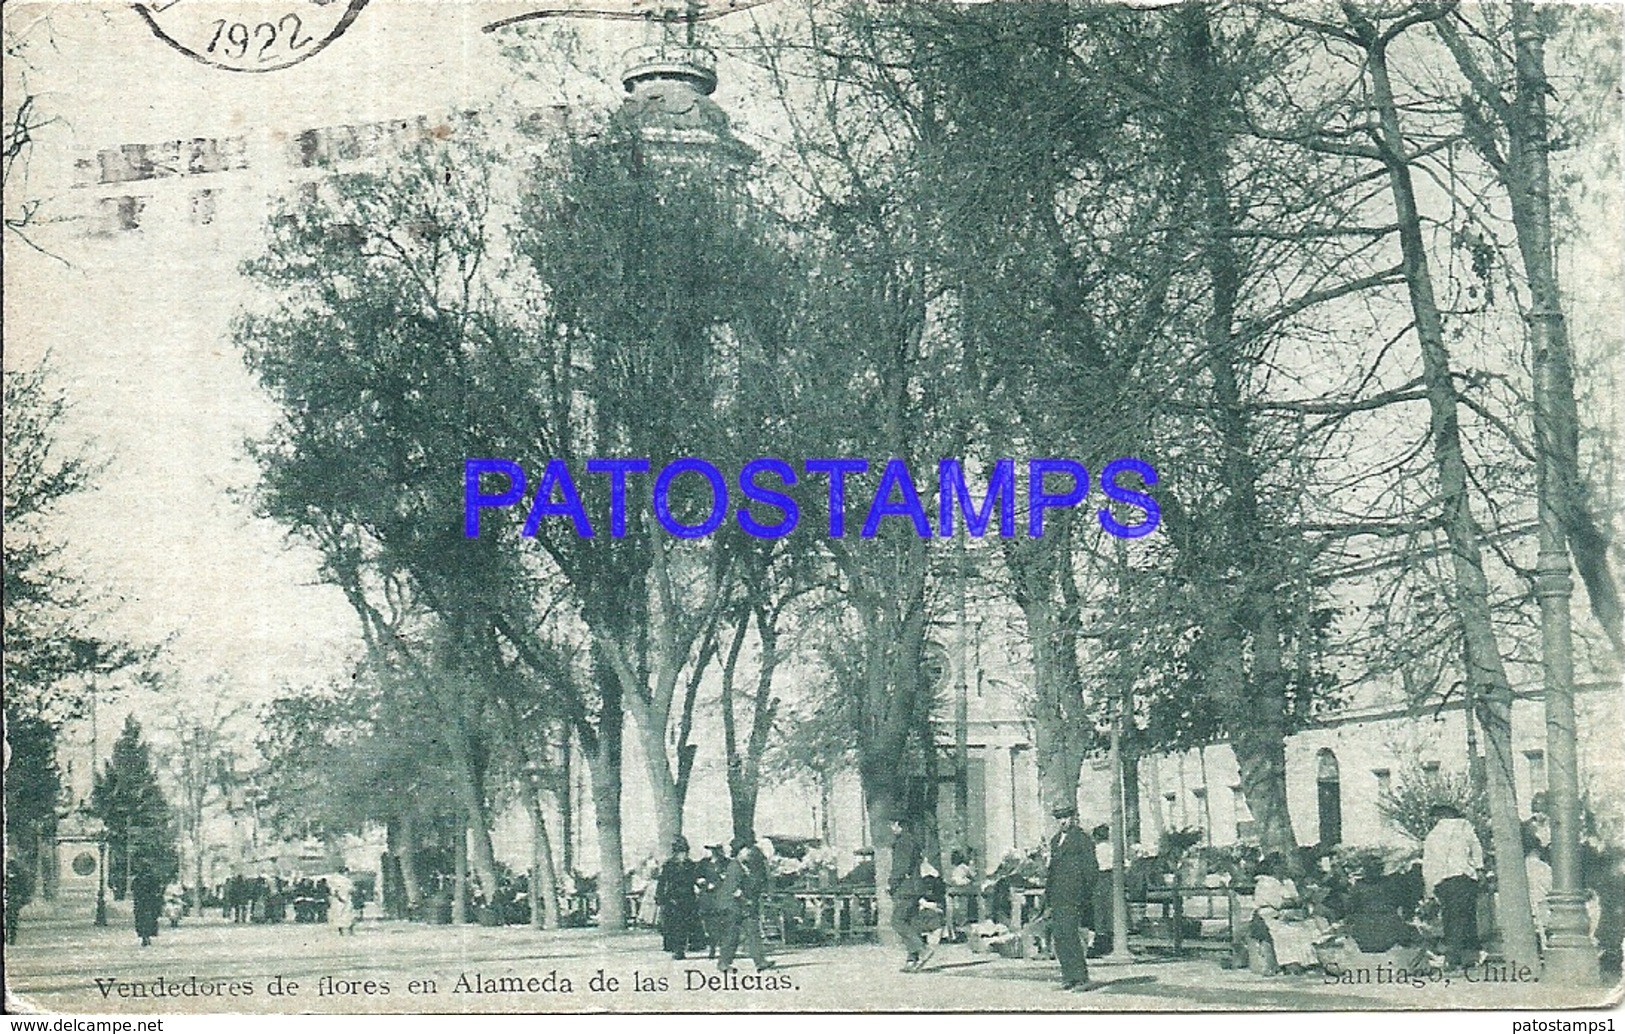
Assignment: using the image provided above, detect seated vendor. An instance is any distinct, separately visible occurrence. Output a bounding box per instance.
[1249,853,1333,975]
[1344,872,1419,954]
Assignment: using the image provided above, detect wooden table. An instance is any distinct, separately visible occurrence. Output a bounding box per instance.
[1140,884,1250,955]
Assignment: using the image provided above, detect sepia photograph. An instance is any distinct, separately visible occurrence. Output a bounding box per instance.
[3,0,1622,1019]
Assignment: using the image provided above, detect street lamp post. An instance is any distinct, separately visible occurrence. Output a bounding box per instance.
[95,832,109,927]
[1103,690,1135,963]
[1533,511,1597,983]
[1513,2,1597,985]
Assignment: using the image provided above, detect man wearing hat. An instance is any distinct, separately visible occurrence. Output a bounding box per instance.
[1422,803,1484,969]
[1046,804,1098,991]
[888,814,930,972]
[658,836,703,960]
[716,837,775,973]
[697,843,729,959]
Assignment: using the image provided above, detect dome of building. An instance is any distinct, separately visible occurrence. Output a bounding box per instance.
[613,42,755,167]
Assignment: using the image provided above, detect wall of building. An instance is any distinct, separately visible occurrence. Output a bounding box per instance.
[1074,683,1622,857]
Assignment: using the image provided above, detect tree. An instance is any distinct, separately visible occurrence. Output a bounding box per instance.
[238,83,797,922]
[258,673,466,919]
[746,4,981,941]
[1437,5,1623,655]
[3,16,64,251]
[3,713,61,905]
[160,693,243,908]
[4,364,144,900]
[1379,764,1490,846]
[1247,0,1540,966]
[715,537,814,843]
[90,716,178,898]
[1437,3,1620,980]
[3,366,137,720]
[507,82,804,855]
[776,3,1365,868]
[886,1,1180,817]
[241,128,552,908]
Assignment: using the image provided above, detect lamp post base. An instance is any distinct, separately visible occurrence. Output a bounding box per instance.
[1541,942,1600,985]
[1541,893,1599,985]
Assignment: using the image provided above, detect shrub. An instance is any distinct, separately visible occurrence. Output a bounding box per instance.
[1378,766,1490,854]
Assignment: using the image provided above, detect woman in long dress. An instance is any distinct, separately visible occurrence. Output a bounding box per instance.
[657,837,703,959]
[636,857,661,927]
[327,867,357,935]
[1250,854,1331,973]
[131,864,164,947]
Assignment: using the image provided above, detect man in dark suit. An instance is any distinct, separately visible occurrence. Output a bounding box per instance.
[888,815,928,972]
[1047,804,1098,991]
[697,843,729,959]
[716,838,776,973]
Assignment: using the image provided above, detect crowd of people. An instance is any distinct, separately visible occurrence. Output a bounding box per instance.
[1233,803,1609,978]
[35,796,1605,983]
[645,836,780,973]
[220,872,358,927]
[873,800,1615,989]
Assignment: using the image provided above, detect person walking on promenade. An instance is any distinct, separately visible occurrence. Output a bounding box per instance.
[658,836,704,959]
[1422,803,1484,970]
[131,861,164,948]
[1088,823,1114,957]
[697,843,729,958]
[716,837,775,973]
[888,815,930,972]
[1047,805,1098,991]
[328,865,357,935]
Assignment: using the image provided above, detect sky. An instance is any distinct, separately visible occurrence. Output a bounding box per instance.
[2,1,768,717]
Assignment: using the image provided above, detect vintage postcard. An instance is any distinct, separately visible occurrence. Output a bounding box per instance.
[3,0,1622,1020]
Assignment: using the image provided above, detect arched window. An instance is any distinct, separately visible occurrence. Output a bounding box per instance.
[1316,748,1342,847]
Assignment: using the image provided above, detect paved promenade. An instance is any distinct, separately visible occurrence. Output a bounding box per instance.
[6,897,1620,1014]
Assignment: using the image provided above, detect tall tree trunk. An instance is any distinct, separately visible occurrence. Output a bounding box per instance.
[194,834,205,912]
[720,606,753,842]
[721,601,783,843]
[1178,4,1299,866]
[864,780,902,950]
[1207,600,1297,860]
[560,725,574,878]
[396,810,423,918]
[1023,592,1087,816]
[845,547,931,948]
[1361,24,1538,970]
[452,821,467,926]
[520,778,561,929]
[584,746,626,931]
[740,614,781,839]
[582,648,627,930]
[596,597,681,851]
[624,688,681,850]
[444,718,499,903]
[1004,520,1088,818]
